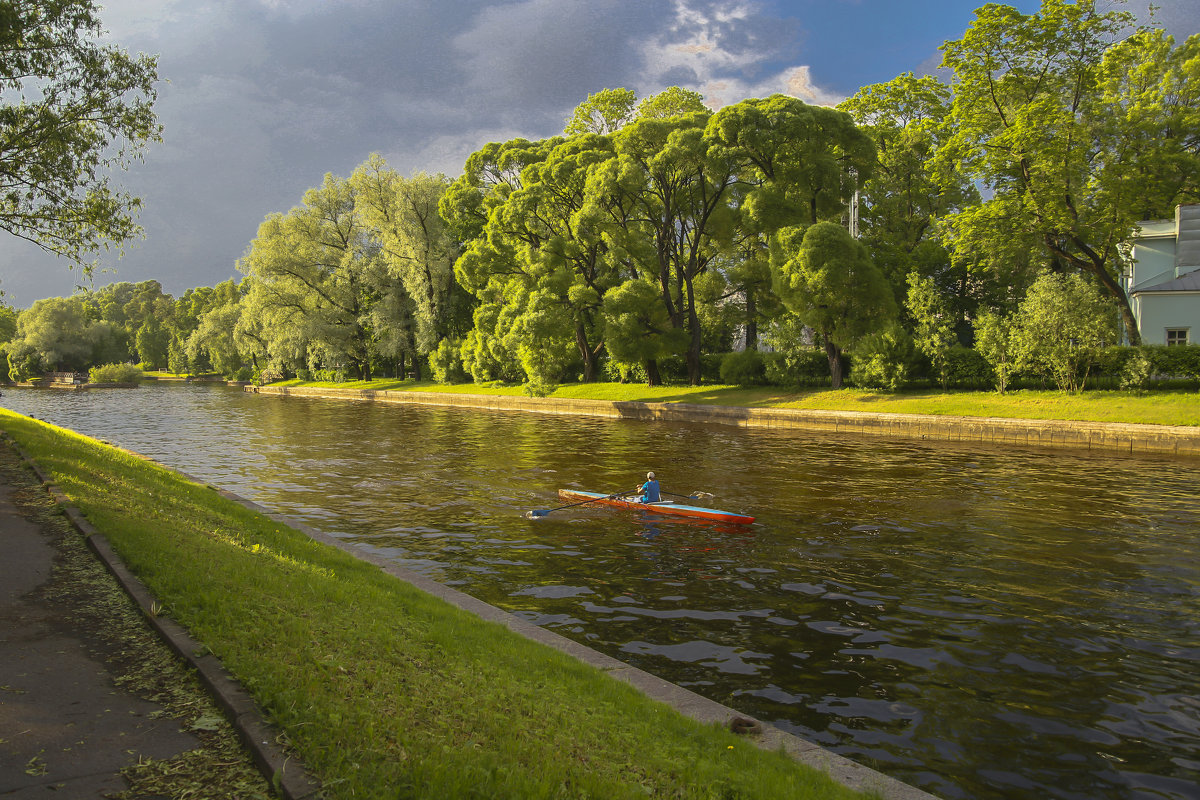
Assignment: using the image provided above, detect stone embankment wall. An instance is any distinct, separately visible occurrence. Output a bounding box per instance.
[246,385,1200,457]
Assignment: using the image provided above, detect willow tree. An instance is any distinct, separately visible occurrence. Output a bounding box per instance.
[937,0,1200,344]
[771,222,896,388]
[238,173,402,381]
[352,155,466,378]
[582,111,740,385]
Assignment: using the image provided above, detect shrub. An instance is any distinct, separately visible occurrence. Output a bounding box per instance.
[850,323,914,392]
[430,339,469,384]
[88,363,143,384]
[719,350,767,385]
[763,349,839,386]
[943,346,994,389]
[1120,349,1155,392]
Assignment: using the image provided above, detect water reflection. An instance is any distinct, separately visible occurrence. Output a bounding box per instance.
[3,384,1198,800]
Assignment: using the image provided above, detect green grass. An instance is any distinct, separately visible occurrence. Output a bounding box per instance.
[0,409,870,800]
[268,378,1200,426]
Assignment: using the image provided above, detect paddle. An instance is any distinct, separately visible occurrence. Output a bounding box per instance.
[525,491,627,519]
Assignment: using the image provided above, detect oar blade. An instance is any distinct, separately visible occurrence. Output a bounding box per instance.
[525,509,551,519]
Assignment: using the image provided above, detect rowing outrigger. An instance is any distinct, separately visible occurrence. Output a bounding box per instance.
[526,489,755,525]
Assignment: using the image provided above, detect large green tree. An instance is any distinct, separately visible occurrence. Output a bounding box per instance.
[6,294,122,377]
[238,173,402,381]
[771,221,897,388]
[0,0,160,270]
[937,0,1200,344]
[352,156,467,368]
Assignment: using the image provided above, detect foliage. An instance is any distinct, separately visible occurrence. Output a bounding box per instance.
[839,73,977,305]
[563,87,637,135]
[905,272,958,387]
[6,295,123,377]
[1012,273,1120,392]
[850,322,915,391]
[429,338,469,384]
[941,345,994,389]
[719,350,767,386]
[88,362,142,384]
[0,0,160,270]
[351,156,463,357]
[936,0,1200,344]
[974,310,1019,393]
[1120,348,1155,392]
[771,222,896,388]
[601,279,687,386]
[238,172,401,381]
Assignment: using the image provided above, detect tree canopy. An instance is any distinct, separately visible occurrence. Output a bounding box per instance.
[0,0,160,271]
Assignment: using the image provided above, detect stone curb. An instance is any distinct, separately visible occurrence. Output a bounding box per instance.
[6,431,937,800]
[247,385,1200,458]
[3,437,322,800]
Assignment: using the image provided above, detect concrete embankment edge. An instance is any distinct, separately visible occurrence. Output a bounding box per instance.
[247,385,1200,457]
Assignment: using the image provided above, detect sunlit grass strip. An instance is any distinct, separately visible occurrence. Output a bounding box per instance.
[271,378,1200,426]
[0,409,868,800]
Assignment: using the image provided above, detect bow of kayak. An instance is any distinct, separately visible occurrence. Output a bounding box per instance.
[557,489,755,525]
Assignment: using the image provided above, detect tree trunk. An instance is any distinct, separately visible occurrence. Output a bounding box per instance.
[575,321,598,382]
[824,337,844,389]
[686,275,700,388]
[744,292,758,352]
[645,359,662,387]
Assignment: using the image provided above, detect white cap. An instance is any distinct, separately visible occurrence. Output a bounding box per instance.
[647,471,655,479]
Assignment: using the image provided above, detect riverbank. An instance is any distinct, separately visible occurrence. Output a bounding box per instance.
[0,408,923,800]
[248,383,1200,457]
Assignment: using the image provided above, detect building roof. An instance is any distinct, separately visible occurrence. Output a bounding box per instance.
[1132,269,1200,294]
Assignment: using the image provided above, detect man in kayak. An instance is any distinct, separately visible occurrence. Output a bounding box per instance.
[638,471,660,503]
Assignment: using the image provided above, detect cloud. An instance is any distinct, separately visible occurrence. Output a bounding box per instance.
[637,0,841,108]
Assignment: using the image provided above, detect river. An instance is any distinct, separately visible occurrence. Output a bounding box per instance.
[3,383,1198,800]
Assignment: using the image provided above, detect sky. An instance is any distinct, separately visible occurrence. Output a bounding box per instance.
[2,0,1197,307]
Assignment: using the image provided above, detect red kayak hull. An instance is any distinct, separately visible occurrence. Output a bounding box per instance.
[557,489,755,525]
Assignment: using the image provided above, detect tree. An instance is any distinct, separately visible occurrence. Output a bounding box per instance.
[771,221,896,388]
[186,280,247,378]
[352,156,466,366]
[583,111,739,385]
[1011,272,1118,392]
[839,74,978,310]
[135,314,169,369]
[906,272,958,387]
[564,88,637,135]
[6,295,121,377]
[238,173,396,381]
[0,1,160,270]
[601,279,687,385]
[974,310,1018,393]
[937,0,1200,344]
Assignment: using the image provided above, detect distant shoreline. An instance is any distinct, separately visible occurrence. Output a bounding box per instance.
[246,384,1200,458]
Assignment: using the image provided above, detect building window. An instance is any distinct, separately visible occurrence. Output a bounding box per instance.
[1166,328,1189,346]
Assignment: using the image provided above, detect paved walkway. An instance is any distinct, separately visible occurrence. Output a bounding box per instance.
[0,449,202,797]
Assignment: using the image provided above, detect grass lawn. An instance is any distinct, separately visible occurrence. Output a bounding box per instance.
[267,378,1200,427]
[0,409,871,800]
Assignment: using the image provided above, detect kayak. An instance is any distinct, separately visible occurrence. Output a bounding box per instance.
[557,489,755,525]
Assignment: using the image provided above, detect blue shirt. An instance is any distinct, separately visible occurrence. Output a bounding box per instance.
[640,479,660,503]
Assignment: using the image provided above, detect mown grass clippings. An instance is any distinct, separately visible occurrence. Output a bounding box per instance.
[0,440,273,800]
[0,409,870,800]
[267,378,1200,426]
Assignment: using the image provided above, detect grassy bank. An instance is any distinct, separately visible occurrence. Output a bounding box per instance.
[268,378,1200,427]
[0,409,868,800]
